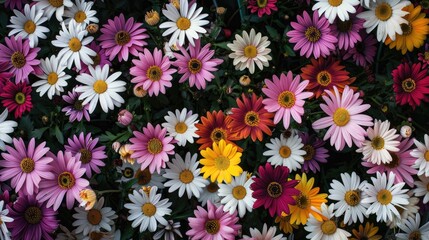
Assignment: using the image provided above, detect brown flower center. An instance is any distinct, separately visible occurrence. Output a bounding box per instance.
[188,58,202,74]
[267,182,283,198]
[68,37,82,52]
[304,26,321,42]
[296,193,309,209]
[74,10,87,23]
[425,150,429,161]
[141,203,157,217]
[371,136,385,150]
[384,152,400,168]
[303,144,315,161]
[176,17,191,30]
[48,0,63,7]
[232,185,247,200]
[321,220,337,235]
[11,51,26,69]
[47,72,59,85]
[122,167,134,178]
[207,182,219,193]
[91,53,101,67]
[279,146,292,158]
[244,45,258,58]
[24,206,42,224]
[135,168,152,185]
[205,219,220,234]
[79,149,92,164]
[175,122,188,134]
[278,91,296,108]
[114,31,131,46]
[87,209,102,225]
[336,19,353,32]
[147,138,163,154]
[375,2,393,21]
[74,100,84,110]
[409,231,422,240]
[244,111,260,126]
[402,78,416,93]
[24,20,36,34]
[179,169,194,184]
[344,190,361,206]
[58,171,76,189]
[146,66,163,82]
[210,128,226,143]
[20,157,35,173]
[316,70,332,86]
[328,0,342,6]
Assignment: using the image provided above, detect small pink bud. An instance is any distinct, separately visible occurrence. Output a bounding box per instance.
[117,109,133,126]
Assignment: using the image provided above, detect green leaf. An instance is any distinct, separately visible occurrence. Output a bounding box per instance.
[265,25,280,41]
[31,127,49,139]
[213,42,230,50]
[54,126,64,144]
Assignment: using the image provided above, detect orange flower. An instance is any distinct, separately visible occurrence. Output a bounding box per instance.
[350,222,382,240]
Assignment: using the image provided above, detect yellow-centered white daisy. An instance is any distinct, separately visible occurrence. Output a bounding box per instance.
[34,0,73,21]
[162,108,199,147]
[304,203,351,239]
[0,109,17,151]
[313,0,360,23]
[263,134,306,171]
[32,55,70,99]
[411,134,429,177]
[64,0,99,28]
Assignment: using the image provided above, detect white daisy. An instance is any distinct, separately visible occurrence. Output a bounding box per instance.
[328,172,369,225]
[414,174,429,204]
[159,0,209,47]
[304,203,351,240]
[356,119,400,165]
[32,55,70,99]
[162,108,199,147]
[33,0,73,21]
[218,172,255,218]
[52,20,96,70]
[199,181,221,207]
[153,220,182,240]
[242,223,286,240]
[75,64,126,113]
[386,192,420,228]
[117,161,165,189]
[396,213,429,240]
[312,0,360,23]
[263,134,305,171]
[227,29,272,74]
[64,0,99,28]
[361,172,409,223]
[357,0,410,42]
[72,197,118,237]
[0,109,17,151]
[124,186,172,233]
[7,4,49,48]
[411,134,429,177]
[0,200,13,240]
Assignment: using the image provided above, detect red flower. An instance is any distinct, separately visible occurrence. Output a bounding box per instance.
[0,81,32,118]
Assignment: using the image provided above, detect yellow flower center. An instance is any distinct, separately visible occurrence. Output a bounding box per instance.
[409,231,422,240]
[141,203,157,217]
[424,150,429,161]
[123,167,134,178]
[336,19,353,32]
[316,70,332,86]
[303,145,315,161]
[257,0,268,7]
[205,219,220,234]
[89,232,104,240]
[58,171,76,189]
[424,52,429,61]
[175,122,188,134]
[74,10,87,23]
[244,111,260,126]
[210,128,226,143]
[24,20,36,34]
[400,23,413,36]
[188,58,202,74]
[176,17,191,30]
[93,80,108,94]
[296,193,310,209]
[179,169,194,184]
[15,92,26,105]
[48,0,63,7]
[11,51,26,69]
[147,138,163,154]
[333,108,350,127]
[375,2,393,21]
[279,146,292,158]
[79,149,92,164]
[244,45,258,58]
[321,220,337,235]
[232,185,247,200]
[214,155,230,170]
[384,152,400,168]
[146,66,163,81]
[402,78,416,93]
[20,157,35,173]
[328,0,342,6]
[207,182,219,193]
[24,206,42,224]
[47,72,59,85]
[135,168,152,185]
[344,190,361,206]
[87,209,102,225]
[376,189,392,205]
[68,37,82,52]
[304,26,321,43]
[371,136,385,150]
[114,31,131,46]
[277,91,296,108]
[267,182,283,198]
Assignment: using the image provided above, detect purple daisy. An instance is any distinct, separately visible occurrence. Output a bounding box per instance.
[0,36,40,83]
[362,137,418,187]
[79,41,111,74]
[417,43,429,69]
[299,132,329,174]
[65,132,107,178]
[0,138,53,195]
[62,87,91,122]
[98,13,149,62]
[173,38,223,90]
[287,10,337,59]
[343,31,377,67]
[7,194,58,240]
[330,6,364,51]
[4,0,29,10]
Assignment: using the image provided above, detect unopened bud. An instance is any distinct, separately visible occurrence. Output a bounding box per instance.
[400,125,412,138]
[145,10,160,26]
[239,75,251,86]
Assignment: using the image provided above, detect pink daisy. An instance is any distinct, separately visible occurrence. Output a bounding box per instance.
[186,201,241,239]
[98,13,149,62]
[0,81,33,119]
[247,0,278,18]
[312,85,373,151]
[287,10,337,59]
[0,63,13,95]
[343,31,377,67]
[299,132,329,174]
[129,123,175,174]
[79,41,111,74]
[0,36,40,83]
[64,132,107,178]
[130,48,177,96]
[0,138,53,195]
[362,137,418,187]
[261,71,313,130]
[37,151,90,210]
[173,39,223,90]
[61,87,91,122]
[330,6,364,50]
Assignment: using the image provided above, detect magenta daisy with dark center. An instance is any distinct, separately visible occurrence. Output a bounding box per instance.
[299,132,329,174]
[173,39,223,90]
[98,13,149,62]
[330,6,364,50]
[0,81,33,119]
[64,132,107,178]
[343,31,377,67]
[6,194,58,240]
[287,10,337,59]
[62,87,91,122]
[0,36,40,83]
[251,163,300,217]
[247,0,278,18]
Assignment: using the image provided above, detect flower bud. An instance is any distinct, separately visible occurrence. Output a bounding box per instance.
[86,24,99,34]
[79,189,96,210]
[216,7,227,15]
[112,142,121,152]
[145,10,160,26]
[117,109,133,126]
[400,125,412,138]
[133,85,147,98]
[239,75,251,86]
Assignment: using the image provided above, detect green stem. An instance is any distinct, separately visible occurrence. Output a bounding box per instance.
[97,189,121,195]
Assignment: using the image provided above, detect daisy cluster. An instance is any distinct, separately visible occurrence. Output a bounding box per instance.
[1,0,429,239]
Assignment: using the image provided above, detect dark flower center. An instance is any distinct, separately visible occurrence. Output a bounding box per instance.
[79,149,93,164]
[401,78,416,93]
[205,219,220,234]
[74,100,84,111]
[135,168,152,185]
[115,31,131,46]
[58,171,76,189]
[336,19,352,32]
[304,26,321,43]
[267,182,283,198]
[400,23,413,36]
[87,209,102,225]
[303,145,315,161]
[11,51,26,69]
[24,206,42,224]
[188,58,202,74]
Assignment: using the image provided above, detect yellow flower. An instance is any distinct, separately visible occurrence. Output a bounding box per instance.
[350,222,382,240]
[79,189,97,210]
[288,173,328,225]
[119,144,135,164]
[200,139,243,183]
[385,5,429,54]
[275,212,299,234]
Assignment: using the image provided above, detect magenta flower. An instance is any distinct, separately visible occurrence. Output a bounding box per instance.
[362,137,418,187]
[98,13,149,62]
[312,85,373,151]
[130,48,177,96]
[0,36,40,83]
[299,132,329,174]
[79,41,111,74]
[62,87,91,122]
[186,201,241,239]
[330,6,364,50]
[262,71,313,129]
[0,63,13,94]
[417,43,429,68]
[343,31,377,67]
[173,39,223,90]
[287,10,337,59]
[4,0,29,11]
[247,0,278,18]
[129,123,175,174]
[7,194,58,240]
[0,138,53,195]
[251,163,299,217]
[64,132,107,178]
[0,81,33,119]
[37,151,90,210]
